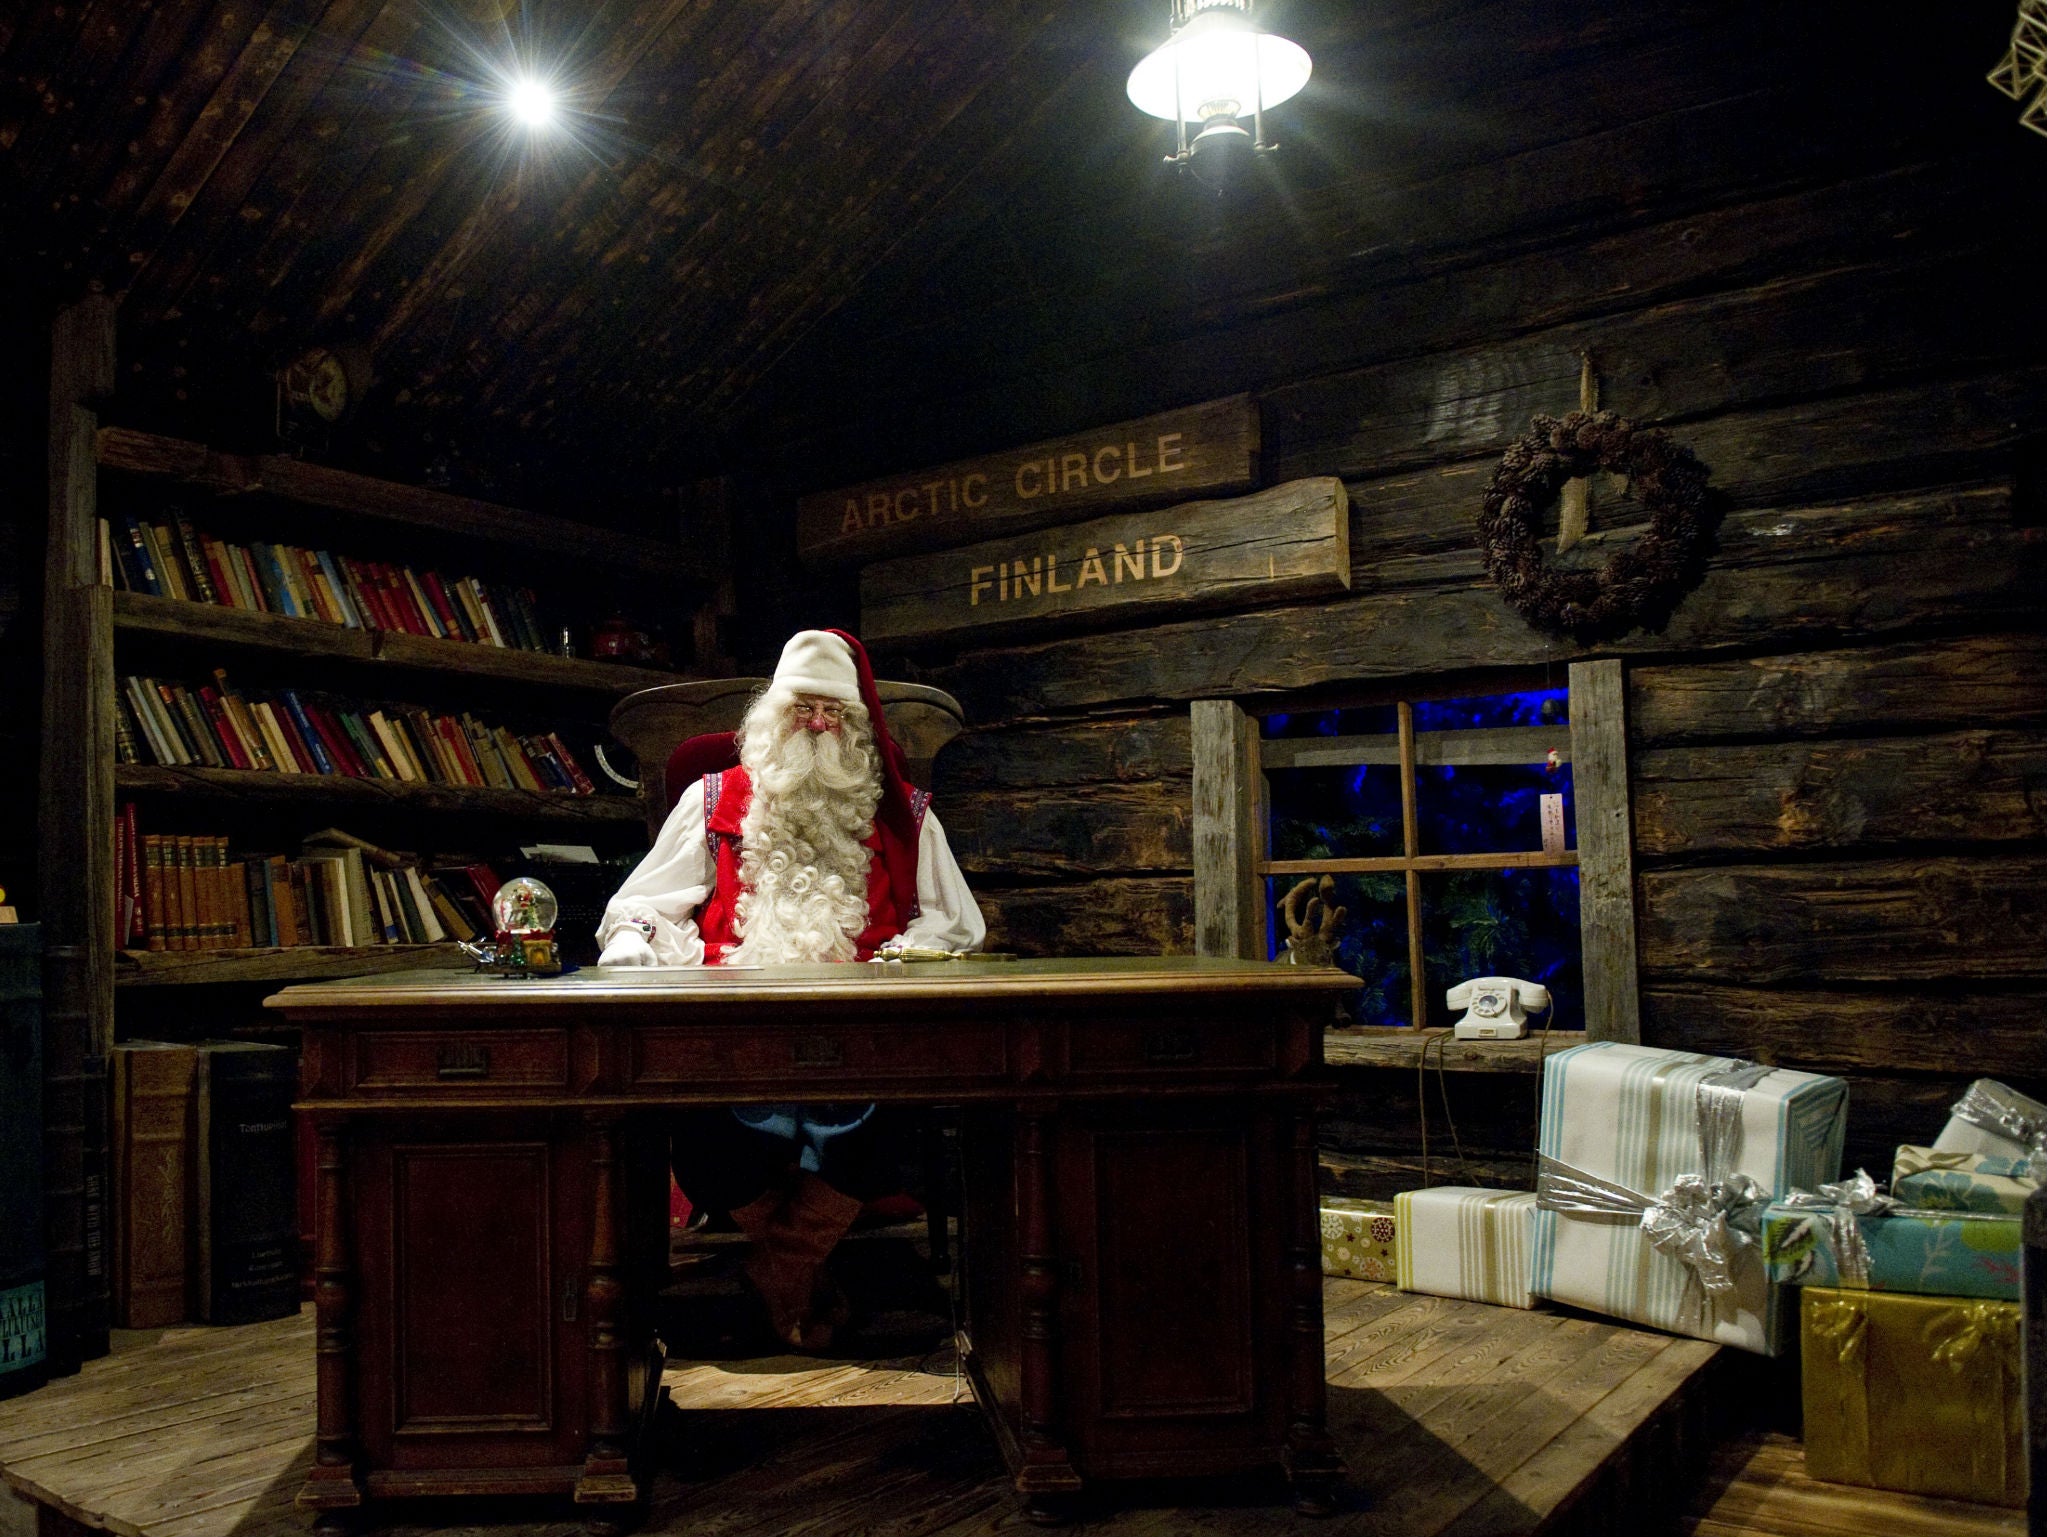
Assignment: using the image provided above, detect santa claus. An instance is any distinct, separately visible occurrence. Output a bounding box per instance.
[596,628,984,1348]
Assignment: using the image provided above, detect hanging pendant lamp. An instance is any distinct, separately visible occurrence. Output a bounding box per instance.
[1127,0,1312,169]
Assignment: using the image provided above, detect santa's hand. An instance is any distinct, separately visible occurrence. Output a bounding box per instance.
[597,929,658,967]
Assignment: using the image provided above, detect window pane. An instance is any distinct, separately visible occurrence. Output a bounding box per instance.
[1263,705,1404,861]
[1268,873,1410,1026]
[1418,867,1582,1033]
[1413,688,1574,856]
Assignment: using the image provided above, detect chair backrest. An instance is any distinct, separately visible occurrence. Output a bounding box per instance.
[610,677,967,841]
[664,731,739,810]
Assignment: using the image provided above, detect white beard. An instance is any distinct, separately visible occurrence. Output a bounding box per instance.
[724,691,882,965]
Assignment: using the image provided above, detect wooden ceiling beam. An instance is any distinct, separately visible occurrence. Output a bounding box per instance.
[356,0,795,411]
[350,0,701,347]
[121,0,395,322]
[131,3,432,333]
[433,0,909,425]
[491,0,1029,440]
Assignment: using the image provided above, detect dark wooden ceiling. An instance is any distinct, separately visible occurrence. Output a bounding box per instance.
[0,1,2020,512]
[0,0,1206,498]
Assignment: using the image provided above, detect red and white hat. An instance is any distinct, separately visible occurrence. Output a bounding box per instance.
[769,629,862,703]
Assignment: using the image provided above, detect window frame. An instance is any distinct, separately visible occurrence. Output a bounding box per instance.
[1192,658,1640,1042]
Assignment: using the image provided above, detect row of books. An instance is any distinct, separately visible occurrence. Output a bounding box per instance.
[97,511,557,651]
[115,811,503,953]
[116,668,597,795]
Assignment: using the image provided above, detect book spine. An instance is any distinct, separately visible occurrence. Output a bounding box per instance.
[172,835,197,951]
[143,835,167,951]
[171,511,219,604]
[198,689,251,771]
[312,551,362,628]
[165,685,224,768]
[400,568,446,639]
[470,580,509,647]
[420,571,468,641]
[273,691,335,776]
[143,524,190,601]
[544,731,596,795]
[232,545,271,613]
[121,517,165,597]
[200,537,241,610]
[111,1044,196,1329]
[194,1046,299,1325]
[123,801,143,946]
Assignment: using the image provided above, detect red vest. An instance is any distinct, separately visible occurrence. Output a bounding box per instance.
[695,766,929,964]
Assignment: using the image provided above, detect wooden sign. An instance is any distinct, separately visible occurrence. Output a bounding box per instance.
[860,478,1349,647]
[797,394,1258,566]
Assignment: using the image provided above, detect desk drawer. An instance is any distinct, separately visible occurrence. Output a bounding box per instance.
[634,1024,1007,1086]
[354,1030,570,1091]
[1067,1018,1276,1076]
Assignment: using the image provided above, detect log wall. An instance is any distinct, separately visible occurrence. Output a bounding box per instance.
[765,12,2047,1193]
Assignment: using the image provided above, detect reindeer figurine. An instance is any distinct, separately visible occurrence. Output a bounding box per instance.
[1281,875,1346,967]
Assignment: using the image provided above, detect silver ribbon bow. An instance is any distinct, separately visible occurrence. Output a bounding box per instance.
[1536,1057,1777,1324]
[1769,1169,1893,1287]
[1948,1079,2047,1159]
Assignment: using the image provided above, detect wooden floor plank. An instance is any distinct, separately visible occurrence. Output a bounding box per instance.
[1680,1433,2024,1537]
[6,1285,2013,1537]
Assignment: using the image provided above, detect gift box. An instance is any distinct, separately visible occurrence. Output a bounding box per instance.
[1891,1144,2038,1215]
[1760,1201,2021,1301]
[1530,1042,1848,1354]
[1393,1187,1538,1308]
[1801,1286,2024,1506]
[1932,1078,2047,1160]
[1320,1198,1398,1282]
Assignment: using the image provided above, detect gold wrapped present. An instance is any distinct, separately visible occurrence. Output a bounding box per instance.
[1801,1286,2024,1506]
[1320,1198,1397,1282]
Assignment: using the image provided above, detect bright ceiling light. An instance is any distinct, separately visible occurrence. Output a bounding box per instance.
[1128,0,1310,172]
[507,76,557,128]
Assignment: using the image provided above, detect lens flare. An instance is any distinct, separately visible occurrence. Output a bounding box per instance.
[507,76,556,127]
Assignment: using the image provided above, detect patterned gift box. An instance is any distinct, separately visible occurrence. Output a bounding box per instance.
[1759,1201,2021,1301]
[1891,1144,2038,1215]
[1320,1198,1398,1282]
[1531,1042,1848,1355]
[1931,1077,2047,1160]
[1394,1187,1537,1309]
[1801,1286,2024,1506]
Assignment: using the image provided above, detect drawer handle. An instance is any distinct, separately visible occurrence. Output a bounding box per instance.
[436,1043,491,1080]
[1143,1027,1198,1064]
[792,1036,844,1068]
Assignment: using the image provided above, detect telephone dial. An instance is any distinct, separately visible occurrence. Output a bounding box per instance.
[1445,976,1550,1040]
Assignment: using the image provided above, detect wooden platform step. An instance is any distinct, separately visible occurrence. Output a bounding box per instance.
[0,1281,1918,1537]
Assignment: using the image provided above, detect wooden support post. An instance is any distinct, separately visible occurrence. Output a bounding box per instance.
[1282,1106,1342,1514]
[1014,1106,1081,1523]
[40,296,116,1372]
[578,1114,638,1523]
[1569,658,1641,1042]
[1192,699,1264,959]
[301,1117,364,1525]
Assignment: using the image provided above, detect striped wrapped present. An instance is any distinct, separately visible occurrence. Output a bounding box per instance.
[1320,1198,1398,1282]
[1394,1187,1537,1308]
[1532,1042,1849,1355]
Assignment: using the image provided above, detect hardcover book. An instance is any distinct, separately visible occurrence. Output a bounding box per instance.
[1,926,45,1399]
[111,1040,198,1328]
[191,1041,299,1325]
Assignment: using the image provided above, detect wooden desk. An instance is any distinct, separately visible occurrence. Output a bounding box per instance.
[268,957,1352,1532]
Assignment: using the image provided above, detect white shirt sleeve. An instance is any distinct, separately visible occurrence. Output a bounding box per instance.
[896,808,987,953]
[596,786,712,966]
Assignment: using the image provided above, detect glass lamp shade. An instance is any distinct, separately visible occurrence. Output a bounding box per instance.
[1126,7,1312,123]
[493,876,559,935]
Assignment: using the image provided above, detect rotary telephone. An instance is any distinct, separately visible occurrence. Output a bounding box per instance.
[1445,976,1551,1040]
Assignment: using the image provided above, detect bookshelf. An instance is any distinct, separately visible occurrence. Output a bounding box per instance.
[39,297,707,1363]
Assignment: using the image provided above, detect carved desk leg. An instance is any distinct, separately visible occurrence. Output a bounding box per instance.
[1016,1107,1083,1526]
[577,1112,641,1534]
[1282,1106,1343,1516]
[299,1117,365,1534]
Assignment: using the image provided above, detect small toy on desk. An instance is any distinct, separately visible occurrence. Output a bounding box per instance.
[461,875,563,976]
[1446,975,1549,1040]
